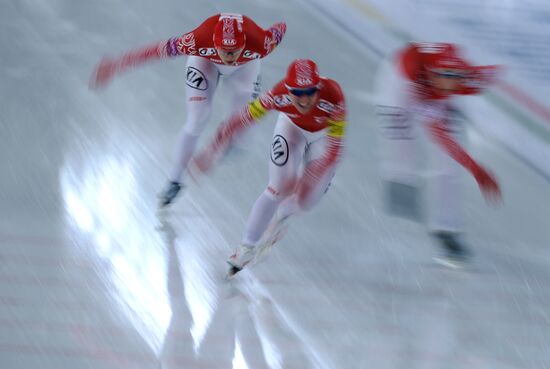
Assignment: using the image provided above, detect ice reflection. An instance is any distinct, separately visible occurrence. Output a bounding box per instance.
[60,154,171,355]
[233,340,250,369]
[157,217,313,369]
[156,214,220,355]
[226,272,314,369]
[182,244,217,352]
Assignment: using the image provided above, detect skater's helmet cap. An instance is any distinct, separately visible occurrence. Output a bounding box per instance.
[420,43,471,72]
[285,59,320,90]
[213,18,246,51]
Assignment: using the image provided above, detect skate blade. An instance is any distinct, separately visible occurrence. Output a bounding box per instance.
[157,201,171,210]
[156,193,174,209]
[226,257,246,276]
[433,256,466,270]
[225,265,242,280]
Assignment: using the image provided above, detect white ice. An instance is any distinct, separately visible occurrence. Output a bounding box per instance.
[1,0,549,368]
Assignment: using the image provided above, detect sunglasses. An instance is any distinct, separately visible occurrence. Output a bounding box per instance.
[431,70,465,79]
[289,87,319,96]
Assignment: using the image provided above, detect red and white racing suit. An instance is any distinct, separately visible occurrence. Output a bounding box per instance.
[195,77,347,246]
[93,13,286,183]
[374,45,499,233]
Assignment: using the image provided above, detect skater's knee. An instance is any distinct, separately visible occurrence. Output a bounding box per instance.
[296,185,326,212]
[266,177,298,201]
[264,186,291,202]
[296,197,315,212]
[183,106,213,136]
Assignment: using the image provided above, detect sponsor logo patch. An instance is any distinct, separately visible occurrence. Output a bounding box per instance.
[376,105,412,140]
[220,17,242,47]
[267,186,280,196]
[252,75,261,99]
[186,67,208,90]
[189,96,207,102]
[243,50,261,59]
[259,93,273,108]
[273,94,292,107]
[199,48,216,56]
[317,100,334,113]
[270,135,289,166]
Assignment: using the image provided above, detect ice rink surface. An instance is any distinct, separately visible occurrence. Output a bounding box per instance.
[1,0,549,368]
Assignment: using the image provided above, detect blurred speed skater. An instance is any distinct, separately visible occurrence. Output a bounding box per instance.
[374,42,501,267]
[90,13,286,207]
[191,59,347,276]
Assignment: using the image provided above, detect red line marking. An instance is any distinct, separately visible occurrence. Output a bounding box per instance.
[0,253,104,270]
[0,343,157,364]
[0,232,67,245]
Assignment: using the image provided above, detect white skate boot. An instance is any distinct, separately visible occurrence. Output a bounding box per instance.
[227,244,256,277]
[158,181,183,208]
[432,231,471,269]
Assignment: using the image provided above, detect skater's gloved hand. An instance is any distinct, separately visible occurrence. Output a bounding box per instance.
[473,165,501,204]
[190,135,228,179]
[91,41,169,90]
[268,22,287,45]
[459,65,500,95]
[90,58,119,89]
[193,104,257,173]
[190,148,218,178]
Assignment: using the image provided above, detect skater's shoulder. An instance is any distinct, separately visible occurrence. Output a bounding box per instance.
[319,77,345,102]
[193,14,220,32]
[269,80,288,95]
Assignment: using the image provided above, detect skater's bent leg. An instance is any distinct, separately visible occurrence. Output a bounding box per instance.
[226,59,261,108]
[241,189,285,246]
[224,60,261,148]
[426,136,464,233]
[275,168,333,224]
[169,98,214,182]
[240,113,304,246]
[295,133,336,213]
[277,194,301,220]
[427,173,463,233]
[296,165,335,213]
[169,131,200,182]
[169,57,218,183]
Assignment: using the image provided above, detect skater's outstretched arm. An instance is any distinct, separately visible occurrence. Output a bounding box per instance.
[90,15,287,90]
[191,93,274,175]
[428,119,501,203]
[457,65,500,96]
[90,34,198,89]
[262,22,287,56]
[90,16,218,89]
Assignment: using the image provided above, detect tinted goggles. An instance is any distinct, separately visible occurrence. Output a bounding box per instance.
[431,70,465,79]
[288,86,319,96]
